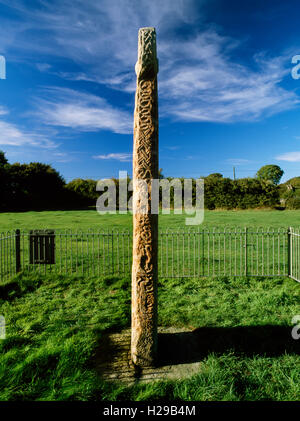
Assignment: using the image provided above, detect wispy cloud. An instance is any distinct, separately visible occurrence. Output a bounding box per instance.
[36,63,52,72]
[0,106,8,116]
[1,0,299,124]
[0,0,198,69]
[51,152,77,163]
[185,155,203,160]
[160,44,298,122]
[93,153,132,162]
[276,152,300,162]
[165,145,181,151]
[34,87,132,134]
[0,106,56,148]
[226,158,251,165]
[4,148,80,166]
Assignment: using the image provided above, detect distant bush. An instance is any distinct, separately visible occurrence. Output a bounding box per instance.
[282,176,300,189]
[1,160,66,211]
[66,179,97,206]
[279,177,300,208]
[0,150,284,211]
[204,176,279,210]
[285,196,300,209]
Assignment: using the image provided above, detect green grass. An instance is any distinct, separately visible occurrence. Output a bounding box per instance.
[0,208,300,232]
[2,227,289,281]
[0,209,299,400]
[0,272,299,401]
[1,209,294,282]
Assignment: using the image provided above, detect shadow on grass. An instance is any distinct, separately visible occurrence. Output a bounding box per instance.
[94,325,299,383]
[157,325,299,366]
[0,277,42,300]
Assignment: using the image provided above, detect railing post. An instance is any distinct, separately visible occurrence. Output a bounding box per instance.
[288,227,291,278]
[111,231,114,275]
[15,229,21,273]
[245,227,248,276]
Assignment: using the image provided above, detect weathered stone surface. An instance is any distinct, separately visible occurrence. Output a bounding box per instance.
[95,327,203,385]
[131,27,159,367]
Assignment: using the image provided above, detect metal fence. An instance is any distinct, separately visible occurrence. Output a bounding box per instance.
[0,231,17,282]
[159,227,289,278]
[289,228,300,282]
[0,227,299,282]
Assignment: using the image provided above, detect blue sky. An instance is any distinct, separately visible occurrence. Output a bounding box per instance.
[1,0,300,182]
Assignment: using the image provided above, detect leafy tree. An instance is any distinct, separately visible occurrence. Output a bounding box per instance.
[256,165,284,185]
[206,173,223,179]
[65,178,99,208]
[235,178,279,208]
[278,176,300,207]
[202,175,280,210]
[8,162,66,210]
[285,196,300,209]
[66,179,97,200]
[0,150,11,210]
[0,150,8,166]
[0,149,284,211]
[204,176,234,209]
[283,176,300,189]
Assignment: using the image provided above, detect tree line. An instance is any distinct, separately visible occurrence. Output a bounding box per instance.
[0,151,298,211]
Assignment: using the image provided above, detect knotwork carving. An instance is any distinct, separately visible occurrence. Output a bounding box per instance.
[135,27,159,79]
[131,27,159,367]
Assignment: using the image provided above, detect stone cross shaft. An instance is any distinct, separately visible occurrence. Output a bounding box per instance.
[131,27,159,367]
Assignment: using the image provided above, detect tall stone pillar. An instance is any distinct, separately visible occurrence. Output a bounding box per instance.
[131,27,159,367]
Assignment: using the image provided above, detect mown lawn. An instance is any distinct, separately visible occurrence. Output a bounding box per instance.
[0,272,299,401]
[0,208,299,232]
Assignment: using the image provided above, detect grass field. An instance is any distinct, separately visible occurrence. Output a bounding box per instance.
[0,208,299,232]
[0,209,299,401]
[0,273,299,400]
[0,209,298,283]
[0,225,290,282]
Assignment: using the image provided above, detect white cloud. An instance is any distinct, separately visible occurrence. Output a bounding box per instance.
[0,106,9,116]
[93,153,132,162]
[4,148,80,166]
[276,152,300,162]
[159,42,298,122]
[50,152,76,163]
[0,120,31,146]
[0,0,198,69]
[35,87,132,134]
[165,145,181,151]
[36,63,52,72]
[226,158,251,165]
[0,109,56,148]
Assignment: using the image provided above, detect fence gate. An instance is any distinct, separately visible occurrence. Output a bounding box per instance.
[289,227,300,282]
[29,230,55,265]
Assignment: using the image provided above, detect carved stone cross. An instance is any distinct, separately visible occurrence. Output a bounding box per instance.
[131,27,159,367]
